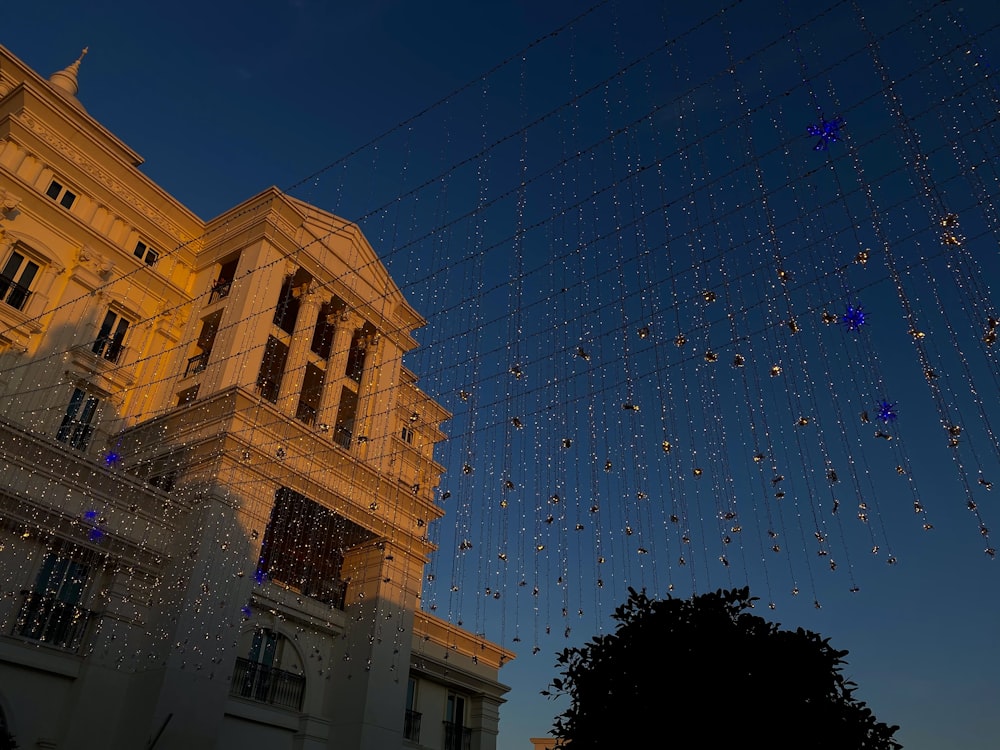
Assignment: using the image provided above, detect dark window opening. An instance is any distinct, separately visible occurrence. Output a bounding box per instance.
[15,545,95,650]
[56,388,101,450]
[0,249,40,311]
[333,387,358,449]
[187,310,221,376]
[256,487,371,608]
[133,240,157,265]
[311,296,346,359]
[345,323,376,383]
[92,310,130,362]
[231,628,305,710]
[149,471,177,492]
[296,363,325,425]
[401,426,415,444]
[45,179,76,210]
[273,269,312,335]
[257,336,289,403]
[210,255,240,303]
[176,386,199,406]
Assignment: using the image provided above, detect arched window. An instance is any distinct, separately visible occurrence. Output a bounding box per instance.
[230,628,305,711]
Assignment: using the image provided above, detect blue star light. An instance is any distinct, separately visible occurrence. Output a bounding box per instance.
[254,566,267,585]
[104,452,120,466]
[240,604,252,618]
[83,509,98,521]
[876,400,898,423]
[840,304,867,331]
[807,116,845,151]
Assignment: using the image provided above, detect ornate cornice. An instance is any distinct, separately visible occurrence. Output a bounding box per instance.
[15,111,202,250]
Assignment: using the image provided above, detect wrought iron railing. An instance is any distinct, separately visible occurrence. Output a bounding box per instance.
[90,337,126,363]
[442,722,472,750]
[230,657,305,711]
[333,425,353,450]
[208,279,232,304]
[185,352,209,377]
[404,709,422,742]
[0,275,31,311]
[14,590,93,650]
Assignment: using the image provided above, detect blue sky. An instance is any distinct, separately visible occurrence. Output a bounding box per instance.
[5,1,1000,747]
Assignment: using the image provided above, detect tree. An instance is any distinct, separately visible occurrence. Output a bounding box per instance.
[543,586,901,749]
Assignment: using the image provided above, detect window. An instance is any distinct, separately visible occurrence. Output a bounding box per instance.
[257,336,289,403]
[404,677,422,742]
[56,388,101,450]
[15,547,94,649]
[230,628,305,710]
[257,487,364,608]
[0,249,40,311]
[333,387,358,449]
[45,179,76,209]
[91,309,130,362]
[444,694,470,750]
[133,240,158,266]
[401,426,415,444]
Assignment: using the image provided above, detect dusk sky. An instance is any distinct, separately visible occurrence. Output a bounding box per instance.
[6,1,1000,748]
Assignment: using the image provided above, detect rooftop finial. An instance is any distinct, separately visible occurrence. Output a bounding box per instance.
[49,47,89,100]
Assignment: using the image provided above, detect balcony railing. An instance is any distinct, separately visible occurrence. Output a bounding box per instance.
[14,590,93,650]
[230,657,305,711]
[90,337,126,363]
[208,279,232,305]
[403,710,422,742]
[185,352,209,377]
[333,425,353,450]
[443,722,471,750]
[0,275,31,311]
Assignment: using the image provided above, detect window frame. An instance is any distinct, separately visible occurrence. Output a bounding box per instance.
[56,387,102,450]
[45,179,77,210]
[0,247,42,311]
[133,239,158,266]
[91,308,132,362]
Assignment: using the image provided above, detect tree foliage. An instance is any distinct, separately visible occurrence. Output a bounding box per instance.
[544,587,901,749]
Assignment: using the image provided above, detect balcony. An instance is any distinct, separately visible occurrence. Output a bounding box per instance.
[443,722,471,750]
[185,351,209,377]
[14,591,93,650]
[208,279,232,305]
[230,657,305,711]
[90,337,125,363]
[404,710,421,742]
[333,425,353,450]
[0,275,31,311]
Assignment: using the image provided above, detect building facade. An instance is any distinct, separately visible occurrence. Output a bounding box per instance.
[0,46,511,750]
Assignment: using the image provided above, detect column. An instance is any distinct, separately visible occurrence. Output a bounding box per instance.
[276,285,321,416]
[315,311,360,429]
[353,336,380,458]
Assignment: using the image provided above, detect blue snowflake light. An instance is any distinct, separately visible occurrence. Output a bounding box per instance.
[83,509,98,521]
[104,451,120,466]
[88,527,104,542]
[807,116,845,151]
[840,304,867,331]
[254,566,267,585]
[876,400,898,423]
[240,604,252,618]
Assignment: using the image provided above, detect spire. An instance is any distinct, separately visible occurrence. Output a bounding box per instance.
[48,47,88,99]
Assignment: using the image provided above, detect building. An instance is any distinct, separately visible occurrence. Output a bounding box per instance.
[0,45,512,750]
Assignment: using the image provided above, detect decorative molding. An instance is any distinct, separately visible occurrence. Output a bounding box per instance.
[76,243,115,280]
[15,112,201,250]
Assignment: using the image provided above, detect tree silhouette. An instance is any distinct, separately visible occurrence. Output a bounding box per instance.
[543,587,901,749]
